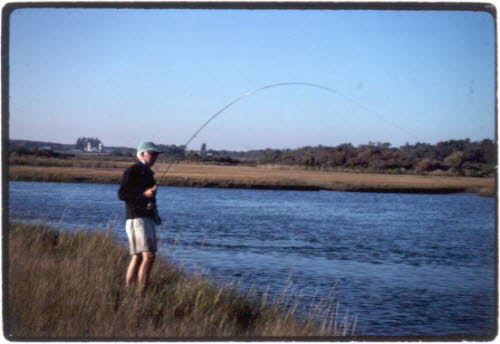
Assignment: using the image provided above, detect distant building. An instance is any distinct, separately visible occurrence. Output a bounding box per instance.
[201,143,207,157]
[77,137,104,152]
[84,141,104,152]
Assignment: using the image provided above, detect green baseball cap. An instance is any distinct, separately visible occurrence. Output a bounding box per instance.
[137,141,164,153]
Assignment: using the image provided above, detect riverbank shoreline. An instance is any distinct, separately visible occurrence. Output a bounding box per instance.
[8,163,495,196]
[7,222,355,338]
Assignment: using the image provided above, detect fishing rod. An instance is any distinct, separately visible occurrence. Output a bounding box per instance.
[155,81,419,186]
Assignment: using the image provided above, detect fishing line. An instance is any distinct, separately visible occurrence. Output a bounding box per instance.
[156,81,419,184]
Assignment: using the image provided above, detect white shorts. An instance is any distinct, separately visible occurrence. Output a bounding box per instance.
[126,217,157,255]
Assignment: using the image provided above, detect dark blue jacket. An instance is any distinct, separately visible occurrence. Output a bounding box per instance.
[118,162,157,219]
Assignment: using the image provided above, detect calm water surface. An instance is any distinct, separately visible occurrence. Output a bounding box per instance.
[8,181,496,336]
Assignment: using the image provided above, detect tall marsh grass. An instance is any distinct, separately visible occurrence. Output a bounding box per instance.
[7,222,356,339]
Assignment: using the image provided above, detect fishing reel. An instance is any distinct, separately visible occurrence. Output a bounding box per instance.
[145,185,158,210]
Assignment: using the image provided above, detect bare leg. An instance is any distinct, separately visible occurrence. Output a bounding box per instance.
[125,254,142,288]
[138,251,155,291]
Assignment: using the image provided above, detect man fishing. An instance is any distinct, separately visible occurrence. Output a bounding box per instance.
[118,141,163,292]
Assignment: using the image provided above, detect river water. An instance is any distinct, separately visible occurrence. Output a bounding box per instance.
[8,181,496,337]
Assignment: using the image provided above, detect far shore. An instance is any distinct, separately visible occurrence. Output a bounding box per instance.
[8,162,495,196]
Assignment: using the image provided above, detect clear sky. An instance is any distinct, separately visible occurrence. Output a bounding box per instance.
[9,7,496,150]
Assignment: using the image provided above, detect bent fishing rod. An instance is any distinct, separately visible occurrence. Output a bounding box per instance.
[154,81,419,186]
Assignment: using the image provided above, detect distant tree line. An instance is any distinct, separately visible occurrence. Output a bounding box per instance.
[196,139,496,177]
[120,138,495,177]
[9,140,74,152]
[157,144,186,160]
[9,146,73,159]
[9,138,496,177]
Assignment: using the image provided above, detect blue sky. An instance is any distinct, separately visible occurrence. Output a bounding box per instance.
[9,7,495,150]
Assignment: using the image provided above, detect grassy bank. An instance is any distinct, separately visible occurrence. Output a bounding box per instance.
[7,222,355,339]
[9,162,495,196]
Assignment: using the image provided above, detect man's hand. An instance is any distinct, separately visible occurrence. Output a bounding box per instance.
[143,185,157,198]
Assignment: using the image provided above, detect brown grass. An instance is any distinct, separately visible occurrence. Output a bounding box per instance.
[9,159,494,195]
[9,155,128,169]
[7,222,355,339]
